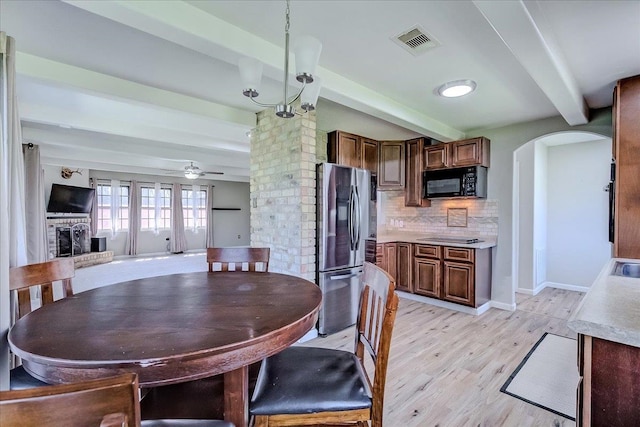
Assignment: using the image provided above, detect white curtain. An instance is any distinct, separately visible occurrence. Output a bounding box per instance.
[22,143,48,263]
[110,179,120,238]
[89,178,98,237]
[1,32,28,390]
[170,183,187,253]
[191,184,200,234]
[206,185,214,247]
[153,182,161,235]
[125,180,139,256]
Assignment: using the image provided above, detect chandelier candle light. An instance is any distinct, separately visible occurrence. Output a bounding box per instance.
[238,0,322,118]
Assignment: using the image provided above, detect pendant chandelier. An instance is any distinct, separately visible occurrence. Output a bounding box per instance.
[238,0,322,118]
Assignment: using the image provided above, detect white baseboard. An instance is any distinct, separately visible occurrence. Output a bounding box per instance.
[516,282,547,296]
[490,300,517,311]
[398,291,491,316]
[517,281,589,295]
[542,281,590,293]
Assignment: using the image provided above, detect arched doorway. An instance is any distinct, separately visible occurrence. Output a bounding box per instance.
[511,131,611,302]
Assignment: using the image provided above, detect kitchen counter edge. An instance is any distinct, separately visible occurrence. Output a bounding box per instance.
[376,233,497,249]
[568,257,640,348]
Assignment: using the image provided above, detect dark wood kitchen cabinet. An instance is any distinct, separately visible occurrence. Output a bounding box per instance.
[413,244,441,298]
[412,243,491,308]
[327,130,378,173]
[404,137,430,207]
[577,334,640,426]
[378,141,405,189]
[613,74,640,259]
[377,243,397,282]
[396,242,412,292]
[377,242,411,292]
[424,137,490,170]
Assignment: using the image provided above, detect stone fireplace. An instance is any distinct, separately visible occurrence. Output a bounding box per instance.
[46,216,113,268]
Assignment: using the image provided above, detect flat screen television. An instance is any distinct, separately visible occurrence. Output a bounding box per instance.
[47,184,95,214]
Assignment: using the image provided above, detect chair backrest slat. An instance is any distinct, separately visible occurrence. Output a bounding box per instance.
[207,247,270,273]
[355,262,399,427]
[0,373,140,427]
[9,258,75,319]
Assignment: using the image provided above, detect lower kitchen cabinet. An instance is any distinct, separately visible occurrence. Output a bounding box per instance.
[577,334,640,426]
[443,261,474,305]
[414,257,440,298]
[378,241,492,308]
[413,243,491,308]
[396,243,412,292]
[377,242,412,292]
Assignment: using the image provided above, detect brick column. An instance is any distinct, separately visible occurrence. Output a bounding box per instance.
[250,108,317,281]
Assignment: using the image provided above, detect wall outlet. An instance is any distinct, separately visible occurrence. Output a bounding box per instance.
[237,234,241,239]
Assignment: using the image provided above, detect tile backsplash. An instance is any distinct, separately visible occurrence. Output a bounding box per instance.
[379,191,498,237]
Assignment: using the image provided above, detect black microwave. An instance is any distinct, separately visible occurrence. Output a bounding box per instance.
[422,166,487,199]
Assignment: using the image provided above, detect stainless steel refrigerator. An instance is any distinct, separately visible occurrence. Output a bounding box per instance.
[316,163,376,336]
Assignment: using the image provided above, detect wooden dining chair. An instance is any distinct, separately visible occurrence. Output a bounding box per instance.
[0,373,140,427]
[249,261,399,427]
[207,247,270,272]
[9,258,75,390]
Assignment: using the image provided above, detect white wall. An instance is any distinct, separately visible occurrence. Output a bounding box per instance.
[469,108,612,306]
[546,139,611,287]
[211,181,251,247]
[533,142,548,288]
[515,142,535,291]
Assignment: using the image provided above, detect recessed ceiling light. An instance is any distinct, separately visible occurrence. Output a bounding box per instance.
[437,79,477,98]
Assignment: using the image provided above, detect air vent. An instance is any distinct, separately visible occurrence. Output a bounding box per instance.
[391,25,440,56]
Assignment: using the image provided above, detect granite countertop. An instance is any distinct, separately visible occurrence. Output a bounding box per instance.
[568,257,640,348]
[377,231,497,249]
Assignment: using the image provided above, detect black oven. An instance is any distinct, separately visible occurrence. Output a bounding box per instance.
[422,166,487,199]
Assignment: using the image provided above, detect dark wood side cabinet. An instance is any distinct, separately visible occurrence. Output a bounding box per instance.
[577,334,640,426]
[412,244,491,307]
[377,242,412,293]
[327,130,378,174]
[413,244,441,298]
[613,75,640,259]
[396,242,413,292]
[378,141,405,190]
[424,137,490,170]
[405,137,430,207]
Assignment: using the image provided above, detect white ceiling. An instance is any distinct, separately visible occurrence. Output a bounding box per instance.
[2,0,639,182]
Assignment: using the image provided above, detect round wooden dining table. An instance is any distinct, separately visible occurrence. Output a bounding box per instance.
[8,271,322,427]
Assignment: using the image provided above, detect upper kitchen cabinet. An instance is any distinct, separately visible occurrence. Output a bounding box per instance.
[327,131,378,173]
[613,74,640,259]
[378,140,405,190]
[425,137,490,170]
[405,138,430,207]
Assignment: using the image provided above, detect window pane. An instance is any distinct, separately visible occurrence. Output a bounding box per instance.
[96,183,130,232]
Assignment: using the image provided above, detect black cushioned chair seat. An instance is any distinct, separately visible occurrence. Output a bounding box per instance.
[9,365,48,390]
[141,420,234,427]
[250,346,372,415]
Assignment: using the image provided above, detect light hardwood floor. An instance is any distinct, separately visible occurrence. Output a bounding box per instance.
[301,287,585,427]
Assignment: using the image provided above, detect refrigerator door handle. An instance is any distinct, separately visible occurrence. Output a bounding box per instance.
[353,186,361,251]
[348,185,356,251]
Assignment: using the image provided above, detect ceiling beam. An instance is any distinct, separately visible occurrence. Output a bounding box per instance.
[473,0,588,125]
[62,0,465,141]
[17,53,255,130]
[22,126,249,169]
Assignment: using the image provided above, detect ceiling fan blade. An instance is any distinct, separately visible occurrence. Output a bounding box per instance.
[203,171,224,175]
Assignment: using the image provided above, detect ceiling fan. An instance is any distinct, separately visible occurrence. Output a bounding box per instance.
[171,162,224,180]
